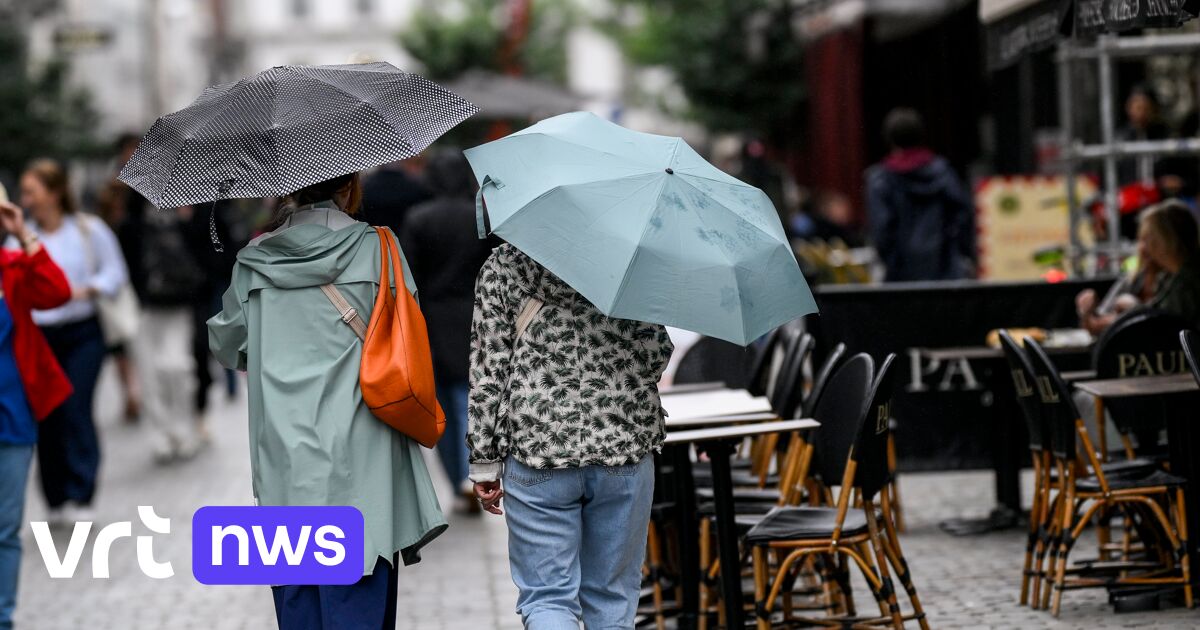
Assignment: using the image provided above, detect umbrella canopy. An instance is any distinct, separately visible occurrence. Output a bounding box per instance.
[119,62,478,209]
[443,70,580,120]
[464,111,817,346]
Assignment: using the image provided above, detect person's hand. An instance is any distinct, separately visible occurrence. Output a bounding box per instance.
[0,200,30,241]
[1075,289,1096,318]
[473,481,504,515]
[72,285,98,301]
[1113,294,1140,314]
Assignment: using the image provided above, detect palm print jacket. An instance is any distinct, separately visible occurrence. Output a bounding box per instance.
[467,244,674,480]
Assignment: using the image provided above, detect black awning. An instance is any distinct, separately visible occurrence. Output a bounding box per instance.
[985,0,1073,69]
[985,0,1200,69]
[1073,0,1199,37]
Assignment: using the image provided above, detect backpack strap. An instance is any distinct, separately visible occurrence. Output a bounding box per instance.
[515,297,544,343]
[321,284,367,341]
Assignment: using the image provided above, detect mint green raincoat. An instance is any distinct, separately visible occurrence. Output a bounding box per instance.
[208,201,447,576]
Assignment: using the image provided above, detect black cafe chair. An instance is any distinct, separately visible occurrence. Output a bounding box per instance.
[999,331,1159,609]
[748,354,928,629]
[998,330,1053,607]
[1181,329,1200,385]
[1092,309,1197,461]
[693,335,825,627]
[747,327,789,398]
[1026,338,1193,616]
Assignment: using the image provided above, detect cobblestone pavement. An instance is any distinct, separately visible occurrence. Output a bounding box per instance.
[13,366,1200,628]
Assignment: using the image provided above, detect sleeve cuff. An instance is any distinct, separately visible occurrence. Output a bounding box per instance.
[469,461,503,483]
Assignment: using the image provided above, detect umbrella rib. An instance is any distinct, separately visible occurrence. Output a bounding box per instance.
[683,181,748,339]
[673,176,782,244]
[605,176,672,313]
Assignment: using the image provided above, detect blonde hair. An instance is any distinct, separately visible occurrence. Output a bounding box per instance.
[23,158,78,214]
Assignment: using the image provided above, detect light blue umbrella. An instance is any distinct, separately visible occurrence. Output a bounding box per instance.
[464,111,817,346]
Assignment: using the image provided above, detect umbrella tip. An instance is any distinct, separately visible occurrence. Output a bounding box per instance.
[665,168,674,175]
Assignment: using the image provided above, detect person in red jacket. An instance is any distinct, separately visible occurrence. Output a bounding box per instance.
[0,197,72,630]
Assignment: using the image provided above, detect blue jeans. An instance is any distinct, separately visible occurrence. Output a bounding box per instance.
[0,443,33,630]
[435,381,469,491]
[503,456,655,630]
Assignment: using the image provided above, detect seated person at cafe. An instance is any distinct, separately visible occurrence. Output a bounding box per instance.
[1076,201,1200,335]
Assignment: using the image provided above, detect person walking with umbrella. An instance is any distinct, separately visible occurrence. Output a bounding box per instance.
[465,112,817,629]
[120,62,477,629]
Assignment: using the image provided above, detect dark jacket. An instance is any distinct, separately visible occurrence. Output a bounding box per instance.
[361,167,432,237]
[865,149,976,282]
[399,159,496,382]
[1147,256,1200,328]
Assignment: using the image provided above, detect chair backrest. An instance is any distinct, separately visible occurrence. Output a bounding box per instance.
[997,330,1046,451]
[1181,329,1200,385]
[850,353,898,501]
[770,333,815,417]
[811,353,875,490]
[1093,309,1195,380]
[1025,338,1083,461]
[803,342,847,417]
[1093,308,1194,449]
[745,327,787,396]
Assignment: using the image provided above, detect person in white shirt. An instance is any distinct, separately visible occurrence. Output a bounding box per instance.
[19,159,129,525]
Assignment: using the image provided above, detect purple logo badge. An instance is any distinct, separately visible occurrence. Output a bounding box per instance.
[192,506,364,585]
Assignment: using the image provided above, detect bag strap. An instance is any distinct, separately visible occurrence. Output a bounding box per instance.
[475,175,502,239]
[321,284,367,341]
[515,297,544,342]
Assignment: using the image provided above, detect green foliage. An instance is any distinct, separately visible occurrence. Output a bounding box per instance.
[0,23,100,183]
[399,0,576,84]
[604,0,807,143]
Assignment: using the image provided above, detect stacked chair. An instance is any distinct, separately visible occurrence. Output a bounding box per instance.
[642,327,923,628]
[747,353,927,628]
[998,329,1193,617]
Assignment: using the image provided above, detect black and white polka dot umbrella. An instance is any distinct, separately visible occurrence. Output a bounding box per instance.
[119,62,478,209]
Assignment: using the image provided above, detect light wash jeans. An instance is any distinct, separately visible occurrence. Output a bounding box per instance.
[503,455,654,630]
[0,443,34,630]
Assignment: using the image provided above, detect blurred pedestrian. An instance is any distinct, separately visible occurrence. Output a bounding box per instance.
[135,202,208,463]
[469,244,673,629]
[183,200,245,422]
[1077,200,1200,334]
[1119,84,1169,187]
[399,149,496,512]
[96,133,144,423]
[209,172,446,629]
[866,108,976,282]
[358,156,431,236]
[0,197,72,630]
[20,159,129,524]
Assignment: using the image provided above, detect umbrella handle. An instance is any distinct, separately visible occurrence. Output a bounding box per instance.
[475,175,503,240]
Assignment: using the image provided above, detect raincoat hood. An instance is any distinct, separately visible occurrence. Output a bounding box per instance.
[237,203,379,289]
[879,150,957,200]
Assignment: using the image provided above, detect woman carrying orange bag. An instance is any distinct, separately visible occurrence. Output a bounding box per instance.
[208,173,447,629]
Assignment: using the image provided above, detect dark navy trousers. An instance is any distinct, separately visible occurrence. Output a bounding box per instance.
[37,318,106,508]
[271,555,399,630]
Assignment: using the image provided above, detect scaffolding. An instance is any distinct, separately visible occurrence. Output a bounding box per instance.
[1058,32,1200,275]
